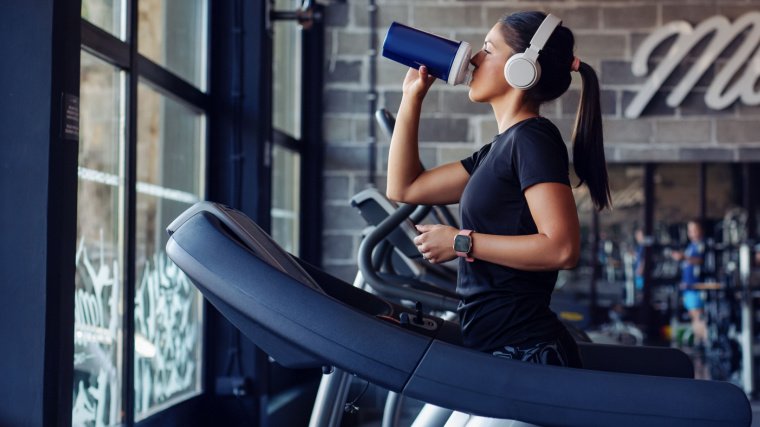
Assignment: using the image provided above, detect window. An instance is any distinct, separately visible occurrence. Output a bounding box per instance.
[705,164,737,221]
[82,0,126,40]
[133,82,204,420]
[652,163,739,282]
[75,1,208,425]
[561,163,743,316]
[272,0,302,139]
[271,144,301,254]
[271,0,304,255]
[562,165,644,301]
[138,0,208,90]
[654,164,701,244]
[73,50,126,427]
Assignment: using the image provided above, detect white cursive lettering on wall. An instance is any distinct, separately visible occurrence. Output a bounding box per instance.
[626,12,760,118]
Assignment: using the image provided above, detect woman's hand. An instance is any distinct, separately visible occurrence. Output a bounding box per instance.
[402,66,436,102]
[413,224,458,264]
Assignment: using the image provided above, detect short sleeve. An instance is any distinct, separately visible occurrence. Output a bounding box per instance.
[460,143,493,175]
[513,123,570,191]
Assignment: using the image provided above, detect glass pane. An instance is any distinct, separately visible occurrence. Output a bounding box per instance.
[559,165,644,307]
[654,164,700,245]
[73,50,125,427]
[654,163,740,271]
[651,164,701,337]
[600,166,645,305]
[138,0,208,90]
[135,82,205,420]
[706,164,736,221]
[82,0,126,40]
[271,144,301,255]
[272,0,302,138]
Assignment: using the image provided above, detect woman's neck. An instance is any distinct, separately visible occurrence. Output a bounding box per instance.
[491,91,539,133]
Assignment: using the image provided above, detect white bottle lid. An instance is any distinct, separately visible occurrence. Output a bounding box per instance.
[448,41,472,86]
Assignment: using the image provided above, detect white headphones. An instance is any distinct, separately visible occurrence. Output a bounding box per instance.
[504,13,562,90]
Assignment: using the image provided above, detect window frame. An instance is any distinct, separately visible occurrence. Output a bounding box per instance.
[270,5,325,266]
[79,1,211,425]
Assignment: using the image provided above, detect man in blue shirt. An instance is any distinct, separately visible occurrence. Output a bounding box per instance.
[671,220,706,345]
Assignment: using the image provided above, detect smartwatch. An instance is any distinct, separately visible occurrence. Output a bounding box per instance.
[453,229,474,262]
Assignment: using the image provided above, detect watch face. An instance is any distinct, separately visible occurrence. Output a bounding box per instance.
[454,234,471,253]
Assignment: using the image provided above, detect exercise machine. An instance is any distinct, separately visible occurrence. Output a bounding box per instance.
[166,202,751,427]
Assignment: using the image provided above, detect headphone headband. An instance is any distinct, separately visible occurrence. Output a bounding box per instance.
[526,13,561,54]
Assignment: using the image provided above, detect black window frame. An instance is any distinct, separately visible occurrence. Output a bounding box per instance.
[79,1,211,425]
[270,3,325,266]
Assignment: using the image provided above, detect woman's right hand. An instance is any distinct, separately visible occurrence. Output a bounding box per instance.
[402,66,436,102]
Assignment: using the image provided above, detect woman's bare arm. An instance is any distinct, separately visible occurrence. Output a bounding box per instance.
[386,67,470,206]
[414,182,580,270]
[469,183,580,270]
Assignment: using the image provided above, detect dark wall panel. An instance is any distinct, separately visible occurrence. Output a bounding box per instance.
[0,0,80,425]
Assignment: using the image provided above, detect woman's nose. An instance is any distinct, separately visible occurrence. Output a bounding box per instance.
[470,50,483,66]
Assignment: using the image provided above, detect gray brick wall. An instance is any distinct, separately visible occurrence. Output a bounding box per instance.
[320,0,760,279]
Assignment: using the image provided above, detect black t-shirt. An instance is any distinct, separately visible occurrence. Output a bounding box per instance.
[458,116,570,352]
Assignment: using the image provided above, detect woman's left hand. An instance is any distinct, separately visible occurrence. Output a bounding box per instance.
[414,224,459,264]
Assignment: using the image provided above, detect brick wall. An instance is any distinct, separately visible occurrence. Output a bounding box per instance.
[320,0,760,280]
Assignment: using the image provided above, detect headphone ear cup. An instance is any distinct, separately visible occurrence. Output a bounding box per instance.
[504,54,540,90]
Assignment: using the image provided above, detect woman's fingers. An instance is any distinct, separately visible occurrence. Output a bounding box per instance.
[405,67,420,80]
[403,66,436,99]
[415,224,432,233]
[419,66,436,87]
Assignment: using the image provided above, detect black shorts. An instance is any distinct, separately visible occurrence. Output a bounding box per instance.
[490,327,583,368]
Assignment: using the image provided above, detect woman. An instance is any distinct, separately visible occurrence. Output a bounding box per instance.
[386,11,610,368]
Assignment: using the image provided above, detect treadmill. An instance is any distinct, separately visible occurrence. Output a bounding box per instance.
[166,202,751,427]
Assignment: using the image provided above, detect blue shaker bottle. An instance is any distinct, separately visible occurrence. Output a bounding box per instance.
[382,22,472,86]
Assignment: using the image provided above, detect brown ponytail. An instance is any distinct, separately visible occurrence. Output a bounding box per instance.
[572,61,611,211]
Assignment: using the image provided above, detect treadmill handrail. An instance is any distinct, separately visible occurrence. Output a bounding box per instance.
[358,202,460,312]
[408,204,432,224]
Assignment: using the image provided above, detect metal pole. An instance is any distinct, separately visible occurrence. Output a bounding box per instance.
[739,244,754,395]
[698,163,706,223]
[309,369,353,427]
[642,164,656,341]
[368,0,378,186]
[744,163,757,241]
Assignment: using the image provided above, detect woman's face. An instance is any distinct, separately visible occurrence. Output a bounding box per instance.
[469,23,514,103]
